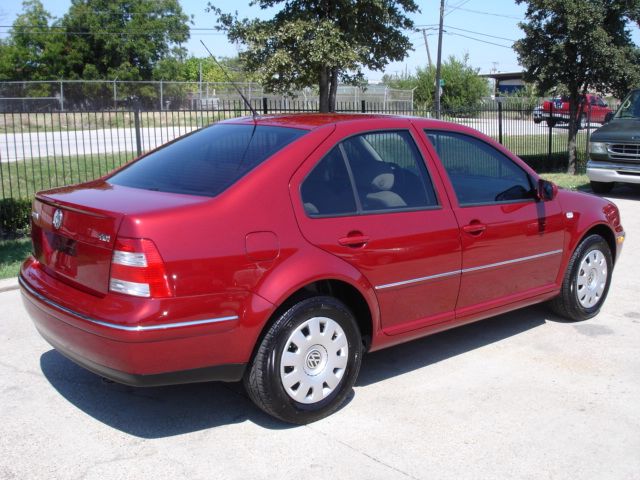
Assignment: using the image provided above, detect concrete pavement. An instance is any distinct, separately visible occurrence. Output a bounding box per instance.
[1,193,639,480]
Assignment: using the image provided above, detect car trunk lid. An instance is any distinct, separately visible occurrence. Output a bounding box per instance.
[31,181,209,296]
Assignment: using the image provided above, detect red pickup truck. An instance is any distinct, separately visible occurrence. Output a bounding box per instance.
[534,94,612,128]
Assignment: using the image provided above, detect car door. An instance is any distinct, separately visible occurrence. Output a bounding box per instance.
[422,129,565,318]
[589,96,609,123]
[290,121,461,335]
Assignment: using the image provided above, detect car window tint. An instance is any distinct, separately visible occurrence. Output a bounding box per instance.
[109,124,306,197]
[425,130,533,206]
[301,146,357,217]
[341,131,438,211]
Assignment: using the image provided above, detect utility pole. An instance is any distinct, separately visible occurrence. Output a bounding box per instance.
[422,29,433,68]
[435,0,445,119]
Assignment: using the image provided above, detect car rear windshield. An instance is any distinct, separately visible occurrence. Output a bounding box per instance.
[108,124,307,197]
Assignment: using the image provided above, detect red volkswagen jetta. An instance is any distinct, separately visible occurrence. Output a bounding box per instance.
[20,114,624,423]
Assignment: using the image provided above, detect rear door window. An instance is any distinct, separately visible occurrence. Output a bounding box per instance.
[300,130,438,217]
[300,146,357,216]
[109,124,307,197]
[341,131,438,211]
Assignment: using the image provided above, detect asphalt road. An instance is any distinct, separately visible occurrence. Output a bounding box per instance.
[1,190,639,480]
[0,126,199,162]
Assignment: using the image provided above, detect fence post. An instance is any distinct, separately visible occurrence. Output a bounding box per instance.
[134,109,142,157]
[585,103,592,161]
[160,80,163,111]
[59,81,64,111]
[262,97,268,115]
[361,100,366,113]
[498,100,503,145]
[547,102,553,166]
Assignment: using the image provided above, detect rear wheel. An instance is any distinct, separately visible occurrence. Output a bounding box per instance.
[549,234,613,321]
[245,296,362,424]
[546,118,557,128]
[590,181,614,194]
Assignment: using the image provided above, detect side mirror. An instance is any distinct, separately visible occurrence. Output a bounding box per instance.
[537,179,558,201]
[604,112,614,124]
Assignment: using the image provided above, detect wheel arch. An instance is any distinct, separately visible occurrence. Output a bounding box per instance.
[580,223,617,264]
[249,277,377,369]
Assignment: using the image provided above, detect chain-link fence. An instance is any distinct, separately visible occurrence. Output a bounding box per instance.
[0,80,414,113]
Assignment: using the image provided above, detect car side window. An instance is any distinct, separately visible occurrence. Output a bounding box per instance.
[301,146,357,217]
[425,130,534,206]
[341,131,438,211]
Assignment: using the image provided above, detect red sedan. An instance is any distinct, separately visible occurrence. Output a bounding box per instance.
[20,114,625,424]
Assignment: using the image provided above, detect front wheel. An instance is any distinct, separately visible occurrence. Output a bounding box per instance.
[245,296,363,424]
[549,234,613,321]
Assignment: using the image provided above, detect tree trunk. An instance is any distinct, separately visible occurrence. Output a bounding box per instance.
[328,68,339,112]
[566,93,579,175]
[566,89,588,175]
[318,68,330,113]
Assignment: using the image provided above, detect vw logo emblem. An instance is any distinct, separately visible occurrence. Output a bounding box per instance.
[306,350,322,369]
[52,209,63,230]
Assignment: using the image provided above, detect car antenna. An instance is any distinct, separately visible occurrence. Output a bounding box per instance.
[200,40,258,120]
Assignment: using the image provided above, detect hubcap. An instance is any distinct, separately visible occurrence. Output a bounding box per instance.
[576,249,607,308]
[280,316,349,404]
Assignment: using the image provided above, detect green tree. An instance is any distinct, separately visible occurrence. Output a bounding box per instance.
[514,0,640,174]
[383,55,489,111]
[210,0,418,112]
[0,0,190,83]
[153,56,247,82]
[59,0,190,81]
[0,0,65,82]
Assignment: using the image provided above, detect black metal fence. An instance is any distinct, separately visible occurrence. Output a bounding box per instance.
[0,98,600,201]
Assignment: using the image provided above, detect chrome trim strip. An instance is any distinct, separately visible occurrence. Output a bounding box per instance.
[375,270,460,290]
[374,249,563,290]
[588,161,640,171]
[461,249,563,273]
[19,276,239,332]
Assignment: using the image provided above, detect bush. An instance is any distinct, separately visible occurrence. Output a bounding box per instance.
[0,198,32,238]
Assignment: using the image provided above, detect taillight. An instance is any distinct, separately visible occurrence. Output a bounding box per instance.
[109,237,172,298]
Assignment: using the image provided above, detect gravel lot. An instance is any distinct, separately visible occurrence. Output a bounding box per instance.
[1,190,639,480]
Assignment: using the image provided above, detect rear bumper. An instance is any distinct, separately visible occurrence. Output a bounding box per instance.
[587,160,640,184]
[39,323,245,387]
[19,260,272,385]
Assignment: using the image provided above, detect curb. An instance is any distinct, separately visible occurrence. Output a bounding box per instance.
[0,277,19,293]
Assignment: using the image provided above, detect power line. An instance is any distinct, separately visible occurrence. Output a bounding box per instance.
[444,31,513,49]
[444,0,472,18]
[453,7,523,20]
[414,24,517,43]
[444,25,517,42]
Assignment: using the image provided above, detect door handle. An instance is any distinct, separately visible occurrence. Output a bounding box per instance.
[462,223,487,235]
[338,234,370,247]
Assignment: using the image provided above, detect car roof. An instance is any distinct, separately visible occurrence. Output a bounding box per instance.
[222,113,451,131]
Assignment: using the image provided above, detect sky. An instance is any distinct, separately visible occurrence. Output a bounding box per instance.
[1,1,639,82]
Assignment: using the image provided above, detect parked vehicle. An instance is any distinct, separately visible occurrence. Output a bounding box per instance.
[538,94,612,127]
[588,89,640,193]
[20,114,625,424]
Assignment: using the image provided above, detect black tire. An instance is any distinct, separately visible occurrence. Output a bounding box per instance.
[590,181,614,194]
[549,234,613,321]
[245,296,363,424]
[546,118,557,128]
